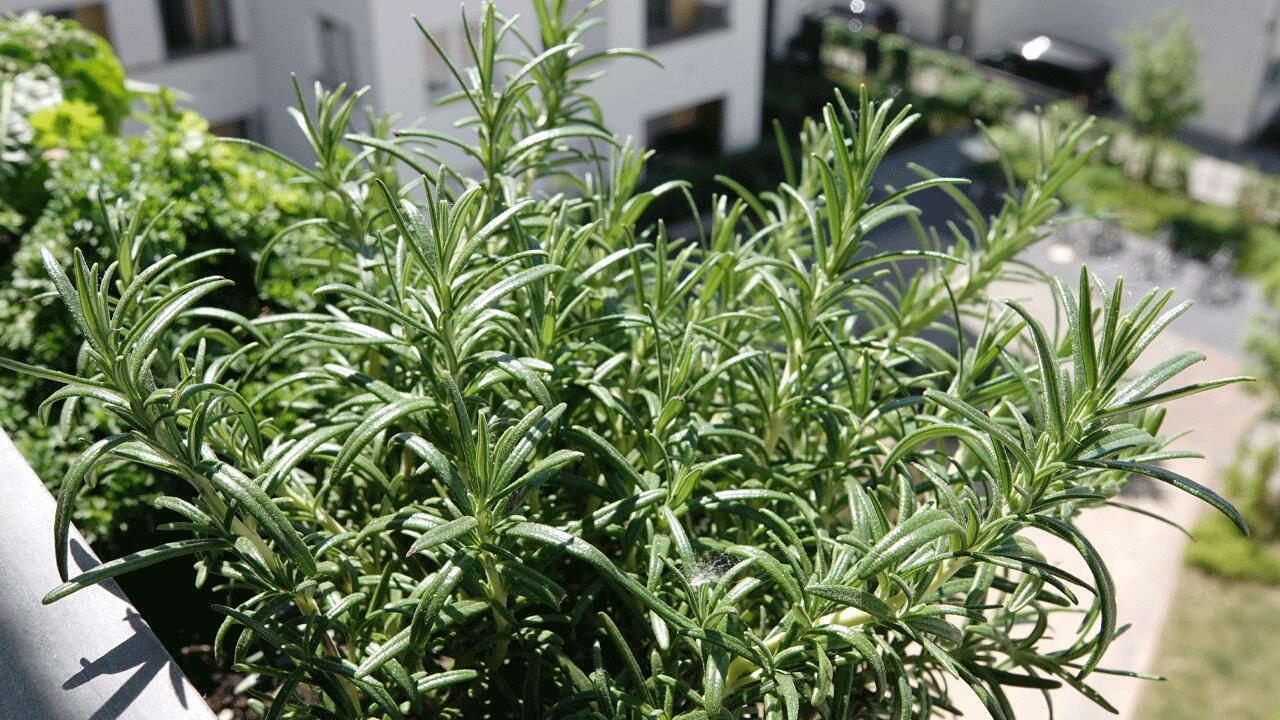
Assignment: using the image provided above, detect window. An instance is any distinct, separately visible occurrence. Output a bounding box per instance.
[159,0,235,58]
[50,3,110,42]
[645,98,724,161]
[209,113,259,141]
[1272,26,1280,86]
[317,16,357,89]
[646,0,729,47]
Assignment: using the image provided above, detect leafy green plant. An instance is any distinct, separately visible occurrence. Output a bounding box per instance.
[974,113,1280,269]
[0,11,128,130]
[0,11,128,235]
[1185,434,1280,585]
[28,96,105,149]
[1108,10,1202,183]
[0,90,320,545]
[6,2,1249,718]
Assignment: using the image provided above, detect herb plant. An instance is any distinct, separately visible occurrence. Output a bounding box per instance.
[1,91,320,546]
[5,2,1248,718]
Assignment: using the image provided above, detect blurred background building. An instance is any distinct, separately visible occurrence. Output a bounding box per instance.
[1,0,768,170]
[4,0,1280,156]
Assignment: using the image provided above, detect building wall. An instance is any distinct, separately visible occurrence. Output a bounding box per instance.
[12,0,767,164]
[361,0,767,172]
[596,0,766,152]
[886,0,1280,142]
[1256,19,1280,134]
[251,0,377,161]
[361,0,480,172]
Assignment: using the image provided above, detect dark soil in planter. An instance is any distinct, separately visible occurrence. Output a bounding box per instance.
[100,526,236,712]
[177,645,253,718]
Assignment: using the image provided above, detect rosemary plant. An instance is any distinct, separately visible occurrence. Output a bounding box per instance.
[5,2,1248,718]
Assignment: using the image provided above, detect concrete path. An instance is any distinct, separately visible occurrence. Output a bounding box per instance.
[945,234,1267,719]
[864,131,1270,718]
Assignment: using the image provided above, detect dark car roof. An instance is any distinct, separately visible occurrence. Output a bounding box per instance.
[1003,35,1110,71]
[814,1,896,19]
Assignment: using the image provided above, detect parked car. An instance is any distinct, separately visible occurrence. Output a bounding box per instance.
[981,35,1112,108]
[787,1,900,67]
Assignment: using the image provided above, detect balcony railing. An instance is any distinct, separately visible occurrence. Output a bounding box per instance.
[646,0,729,47]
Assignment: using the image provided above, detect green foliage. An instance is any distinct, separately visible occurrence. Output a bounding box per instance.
[1135,568,1280,720]
[1246,283,1280,410]
[7,2,1247,717]
[977,114,1280,268]
[1185,513,1280,584]
[1186,438,1280,584]
[0,94,319,544]
[0,11,128,235]
[1109,9,1202,183]
[1238,170,1280,227]
[28,97,104,149]
[0,11,128,130]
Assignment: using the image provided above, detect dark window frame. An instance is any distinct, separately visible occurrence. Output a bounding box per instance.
[316,15,358,90]
[645,0,730,47]
[49,3,111,43]
[159,0,236,59]
[644,96,726,163]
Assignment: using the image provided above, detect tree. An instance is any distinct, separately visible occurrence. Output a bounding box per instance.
[1109,9,1203,181]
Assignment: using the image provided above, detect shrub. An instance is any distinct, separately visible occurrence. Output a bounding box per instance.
[821,20,1023,129]
[0,12,129,236]
[1109,9,1202,143]
[0,11,128,129]
[978,114,1280,269]
[1184,513,1280,584]
[5,3,1248,718]
[1186,439,1280,584]
[0,91,321,544]
[1238,171,1280,227]
[28,97,106,149]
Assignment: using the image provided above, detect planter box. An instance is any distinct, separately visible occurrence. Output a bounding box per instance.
[0,429,215,720]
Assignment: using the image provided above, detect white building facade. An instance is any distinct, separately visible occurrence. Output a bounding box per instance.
[770,0,1280,143]
[20,0,1280,150]
[4,0,766,166]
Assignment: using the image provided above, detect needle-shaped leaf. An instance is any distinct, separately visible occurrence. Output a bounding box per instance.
[1111,351,1204,406]
[924,390,1031,468]
[1031,516,1114,678]
[332,398,434,483]
[208,463,316,575]
[407,516,478,556]
[1008,301,1066,439]
[1073,459,1248,535]
[44,538,227,603]
[508,522,691,629]
[851,509,963,580]
[806,584,896,622]
[54,433,132,581]
[456,264,561,327]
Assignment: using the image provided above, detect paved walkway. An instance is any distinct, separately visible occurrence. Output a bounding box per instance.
[946,235,1267,719]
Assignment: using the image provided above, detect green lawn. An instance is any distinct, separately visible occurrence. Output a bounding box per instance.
[1134,567,1280,720]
